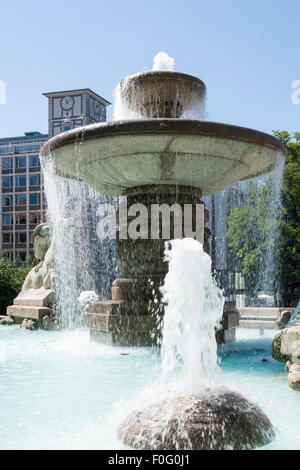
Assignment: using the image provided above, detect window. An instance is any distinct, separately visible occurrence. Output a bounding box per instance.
[30,214,40,225]
[3,233,12,244]
[29,193,40,205]
[2,176,12,188]
[18,252,27,262]
[0,145,13,155]
[29,156,40,168]
[16,194,27,206]
[15,214,26,225]
[2,195,12,206]
[30,174,40,186]
[16,156,26,169]
[3,214,13,225]
[2,157,13,170]
[15,175,26,188]
[16,232,27,244]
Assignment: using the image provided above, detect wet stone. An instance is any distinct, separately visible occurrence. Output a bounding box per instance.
[118,391,274,450]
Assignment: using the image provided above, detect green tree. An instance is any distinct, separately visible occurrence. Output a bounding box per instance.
[226,179,280,296]
[0,254,37,315]
[226,131,300,306]
[275,131,300,305]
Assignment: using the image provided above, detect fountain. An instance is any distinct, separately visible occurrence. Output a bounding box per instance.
[117,238,274,450]
[40,53,285,347]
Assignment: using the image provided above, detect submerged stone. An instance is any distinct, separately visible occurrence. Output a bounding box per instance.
[118,392,274,450]
[21,318,38,330]
[0,315,14,325]
[288,364,300,391]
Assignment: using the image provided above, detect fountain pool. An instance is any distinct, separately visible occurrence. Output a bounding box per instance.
[0,325,299,450]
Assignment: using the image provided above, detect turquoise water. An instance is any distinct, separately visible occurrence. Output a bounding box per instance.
[0,326,299,450]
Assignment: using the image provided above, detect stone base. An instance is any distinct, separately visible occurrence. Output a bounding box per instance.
[215,302,239,344]
[89,329,155,347]
[118,392,274,450]
[13,288,53,307]
[86,299,239,347]
[86,300,159,347]
[7,289,54,328]
[239,307,294,329]
[7,305,51,325]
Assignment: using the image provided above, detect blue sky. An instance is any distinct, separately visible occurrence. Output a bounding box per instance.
[0,0,299,138]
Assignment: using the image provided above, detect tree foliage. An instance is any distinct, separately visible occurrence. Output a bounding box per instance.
[0,254,37,315]
[226,131,300,305]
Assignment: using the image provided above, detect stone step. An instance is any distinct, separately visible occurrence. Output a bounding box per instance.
[87,300,127,315]
[239,319,278,329]
[13,289,53,307]
[238,307,294,320]
[240,316,277,321]
[85,312,157,332]
[7,305,51,322]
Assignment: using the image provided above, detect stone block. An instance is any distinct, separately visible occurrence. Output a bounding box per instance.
[7,305,51,323]
[13,289,53,307]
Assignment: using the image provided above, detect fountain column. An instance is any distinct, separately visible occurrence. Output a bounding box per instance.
[87,184,210,346]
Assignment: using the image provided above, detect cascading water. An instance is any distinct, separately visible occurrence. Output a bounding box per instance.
[118,238,275,450]
[41,155,116,329]
[160,238,224,392]
[113,51,206,120]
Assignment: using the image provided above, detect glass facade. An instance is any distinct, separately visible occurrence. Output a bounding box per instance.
[2,195,12,206]
[29,174,40,186]
[15,175,26,188]
[2,176,13,188]
[2,157,13,169]
[29,193,40,205]
[29,156,40,168]
[16,194,27,206]
[16,156,26,169]
[3,214,13,225]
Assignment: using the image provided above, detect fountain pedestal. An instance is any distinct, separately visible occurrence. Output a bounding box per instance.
[87,184,209,346]
[85,184,239,346]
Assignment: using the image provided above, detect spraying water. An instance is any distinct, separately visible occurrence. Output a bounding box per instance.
[160,238,224,392]
[41,154,116,329]
[152,51,175,71]
[113,51,206,120]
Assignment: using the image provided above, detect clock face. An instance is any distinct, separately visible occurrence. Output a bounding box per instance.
[61,96,74,111]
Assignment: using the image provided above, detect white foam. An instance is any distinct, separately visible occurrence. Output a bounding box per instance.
[160,238,224,393]
[152,51,175,71]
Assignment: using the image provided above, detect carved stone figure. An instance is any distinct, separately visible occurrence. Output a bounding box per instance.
[22,223,55,291]
[7,223,56,327]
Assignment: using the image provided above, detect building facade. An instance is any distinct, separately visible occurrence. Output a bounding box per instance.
[0,89,110,262]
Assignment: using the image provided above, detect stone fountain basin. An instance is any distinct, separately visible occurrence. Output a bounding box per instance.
[41,119,285,196]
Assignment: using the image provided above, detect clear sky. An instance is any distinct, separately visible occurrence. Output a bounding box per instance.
[0,0,299,138]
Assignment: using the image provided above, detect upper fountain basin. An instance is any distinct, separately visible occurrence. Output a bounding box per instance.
[119,71,206,118]
[40,119,286,196]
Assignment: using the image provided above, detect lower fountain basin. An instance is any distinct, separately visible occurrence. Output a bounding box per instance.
[41,119,285,196]
[1,327,299,450]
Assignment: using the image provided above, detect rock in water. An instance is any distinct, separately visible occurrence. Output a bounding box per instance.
[288,364,300,391]
[272,331,290,363]
[118,392,274,450]
[21,318,38,330]
[0,315,14,325]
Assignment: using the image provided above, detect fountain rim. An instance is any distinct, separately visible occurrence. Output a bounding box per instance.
[119,70,206,87]
[40,119,286,156]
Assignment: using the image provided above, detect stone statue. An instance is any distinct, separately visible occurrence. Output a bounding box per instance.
[22,223,55,291]
[7,222,56,328]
